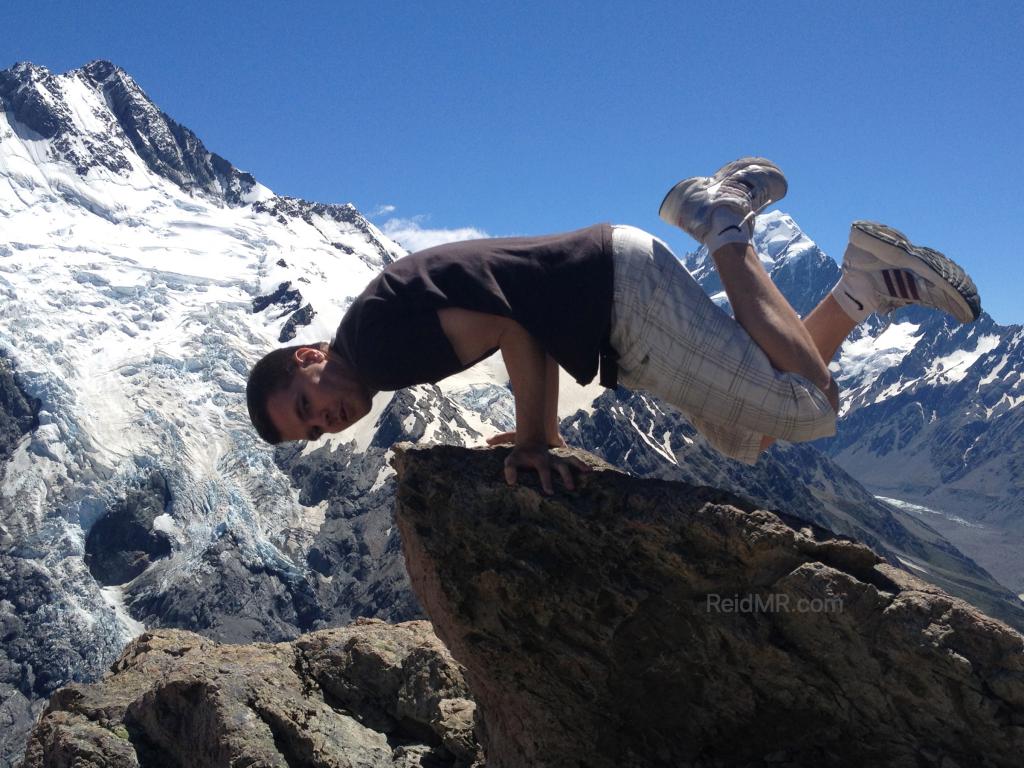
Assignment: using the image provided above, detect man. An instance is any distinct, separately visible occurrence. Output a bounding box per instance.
[246,158,980,494]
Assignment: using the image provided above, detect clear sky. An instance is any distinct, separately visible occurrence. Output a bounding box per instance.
[5,1,1023,323]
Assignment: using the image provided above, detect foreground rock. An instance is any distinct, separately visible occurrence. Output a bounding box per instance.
[22,618,482,767]
[391,443,1024,768]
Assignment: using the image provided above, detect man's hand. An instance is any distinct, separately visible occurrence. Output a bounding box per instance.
[502,442,591,495]
[495,321,587,493]
[486,431,566,448]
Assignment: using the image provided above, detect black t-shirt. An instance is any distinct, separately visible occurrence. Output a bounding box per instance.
[332,223,616,392]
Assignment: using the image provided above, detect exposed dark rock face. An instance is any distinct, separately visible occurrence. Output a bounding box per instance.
[391,443,1024,768]
[252,280,303,317]
[0,63,131,179]
[0,555,125,767]
[0,352,38,475]
[81,60,260,204]
[250,280,315,343]
[125,527,323,644]
[21,619,483,767]
[275,432,422,627]
[84,471,173,586]
[279,303,316,342]
[0,64,66,138]
[253,196,397,268]
[0,61,260,203]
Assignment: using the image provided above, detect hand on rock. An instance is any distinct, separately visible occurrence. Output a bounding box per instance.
[502,442,590,495]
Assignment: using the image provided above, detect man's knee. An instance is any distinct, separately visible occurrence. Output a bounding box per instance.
[773,374,838,443]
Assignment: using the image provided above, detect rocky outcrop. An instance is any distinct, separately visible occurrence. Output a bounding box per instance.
[391,443,1024,768]
[0,352,38,472]
[279,303,316,342]
[84,471,173,586]
[22,618,482,768]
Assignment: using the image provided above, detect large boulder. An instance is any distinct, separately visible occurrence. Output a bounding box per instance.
[391,443,1024,768]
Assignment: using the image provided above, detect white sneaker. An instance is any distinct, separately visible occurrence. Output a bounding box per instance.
[841,221,981,323]
[658,157,788,243]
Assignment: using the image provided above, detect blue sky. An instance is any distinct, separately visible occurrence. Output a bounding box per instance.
[5,1,1023,323]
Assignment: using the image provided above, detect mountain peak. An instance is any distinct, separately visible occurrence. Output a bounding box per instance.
[80,59,122,81]
[0,59,261,206]
[7,60,51,78]
[755,209,819,262]
[682,209,841,316]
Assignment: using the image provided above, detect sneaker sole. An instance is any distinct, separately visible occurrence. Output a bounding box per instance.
[850,221,981,322]
[657,156,787,225]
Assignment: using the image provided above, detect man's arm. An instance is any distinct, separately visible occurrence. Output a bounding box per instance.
[435,307,587,492]
[496,320,588,492]
[543,353,562,444]
[496,319,548,446]
[436,307,557,438]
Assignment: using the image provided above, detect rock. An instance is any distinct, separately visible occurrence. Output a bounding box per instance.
[0,352,39,472]
[22,619,483,768]
[252,281,303,318]
[279,303,316,343]
[390,443,1024,768]
[84,471,173,586]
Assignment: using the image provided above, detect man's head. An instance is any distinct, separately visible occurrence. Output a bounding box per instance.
[246,342,375,444]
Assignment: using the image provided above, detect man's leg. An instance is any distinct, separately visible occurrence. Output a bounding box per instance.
[712,218,982,406]
[687,249,856,456]
[607,225,840,465]
[659,156,839,410]
[802,293,858,368]
[656,158,980,462]
[752,292,855,451]
[712,242,839,403]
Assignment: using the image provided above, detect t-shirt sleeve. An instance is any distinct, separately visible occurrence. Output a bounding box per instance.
[352,302,470,391]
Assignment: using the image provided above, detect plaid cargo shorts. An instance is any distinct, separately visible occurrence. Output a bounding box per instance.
[608,224,837,465]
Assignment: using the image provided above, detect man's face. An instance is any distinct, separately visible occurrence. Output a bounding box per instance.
[265,347,374,442]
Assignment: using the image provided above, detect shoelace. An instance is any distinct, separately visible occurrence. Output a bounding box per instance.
[718,178,770,229]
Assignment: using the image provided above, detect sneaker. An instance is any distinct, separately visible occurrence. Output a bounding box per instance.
[658,157,788,243]
[842,221,981,323]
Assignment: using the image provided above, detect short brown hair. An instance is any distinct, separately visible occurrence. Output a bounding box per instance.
[246,342,329,444]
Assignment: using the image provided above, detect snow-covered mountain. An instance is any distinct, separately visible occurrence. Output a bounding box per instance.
[0,59,426,763]
[1,60,1021,765]
[683,210,841,317]
[827,308,1024,594]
